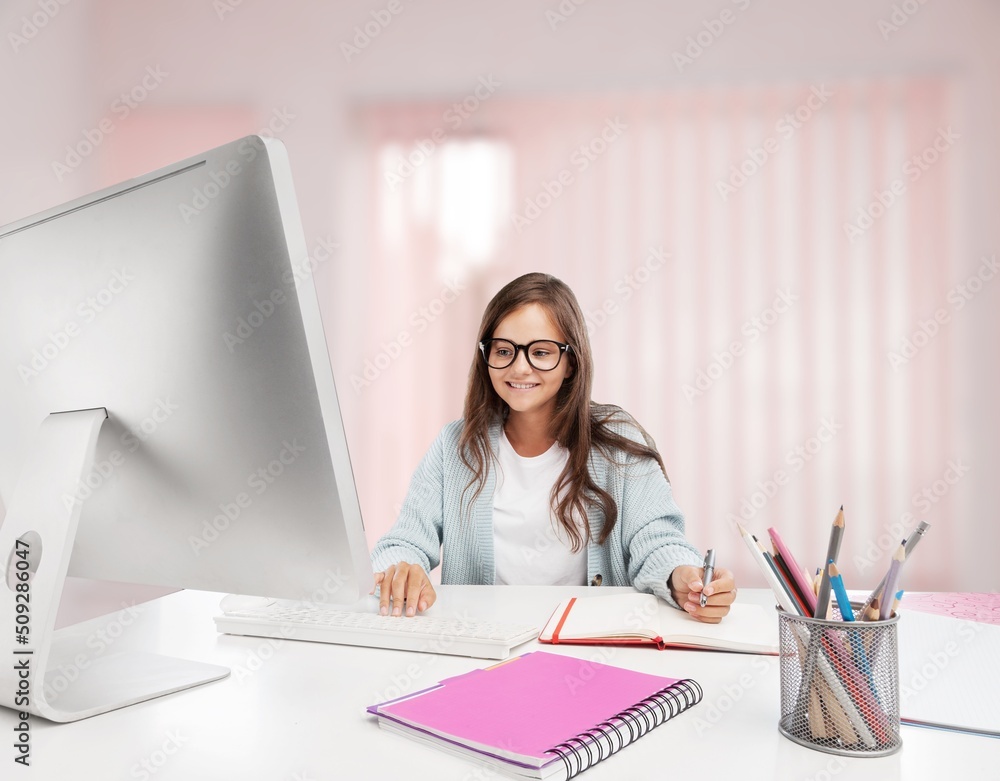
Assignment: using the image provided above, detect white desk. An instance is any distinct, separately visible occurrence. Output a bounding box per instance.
[2,587,996,779]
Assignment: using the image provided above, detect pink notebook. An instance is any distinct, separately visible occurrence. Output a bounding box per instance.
[901,592,1000,626]
[368,651,702,779]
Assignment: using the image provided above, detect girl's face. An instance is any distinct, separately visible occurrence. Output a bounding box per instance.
[487,303,573,424]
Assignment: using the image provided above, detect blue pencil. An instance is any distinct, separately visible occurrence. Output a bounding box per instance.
[829,562,876,694]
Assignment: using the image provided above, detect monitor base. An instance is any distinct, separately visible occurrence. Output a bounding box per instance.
[0,409,229,722]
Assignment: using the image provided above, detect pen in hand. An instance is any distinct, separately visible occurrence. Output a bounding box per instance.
[700,549,716,607]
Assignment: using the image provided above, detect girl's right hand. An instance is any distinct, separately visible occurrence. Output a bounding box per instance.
[371,563,437,617]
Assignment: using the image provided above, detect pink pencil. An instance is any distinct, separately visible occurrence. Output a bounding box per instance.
[767,526,818,614]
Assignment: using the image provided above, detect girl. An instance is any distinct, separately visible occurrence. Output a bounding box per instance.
[371,273,736,622]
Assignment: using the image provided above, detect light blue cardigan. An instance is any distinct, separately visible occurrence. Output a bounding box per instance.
[370,417,705,608]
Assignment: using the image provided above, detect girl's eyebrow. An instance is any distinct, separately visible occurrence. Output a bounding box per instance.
[491,336,562,342]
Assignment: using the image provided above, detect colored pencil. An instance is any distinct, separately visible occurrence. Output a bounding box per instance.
[768,527,818,614]
[860,521,929,619]
[814,507,845,619]
[878,545,906,620]
[735,523,802,615]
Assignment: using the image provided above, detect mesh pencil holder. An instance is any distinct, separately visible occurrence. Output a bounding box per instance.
[777,606,901,757]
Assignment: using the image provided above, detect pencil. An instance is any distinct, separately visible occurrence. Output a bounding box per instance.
[771,549,811,616]
[878,545,906,620]
[768,526,819,615]
[736,522,802,615]
[860,521,929,619]
[814,506,845,619]
[817,673,859,745]
[829,562,875,693]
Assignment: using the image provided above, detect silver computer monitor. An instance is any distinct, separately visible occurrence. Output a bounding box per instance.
[0,135,373,604]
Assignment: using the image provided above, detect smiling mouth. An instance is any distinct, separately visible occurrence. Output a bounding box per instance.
[507,382,538,390]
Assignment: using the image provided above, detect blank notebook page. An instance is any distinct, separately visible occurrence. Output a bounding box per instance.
[897,608,1000,736]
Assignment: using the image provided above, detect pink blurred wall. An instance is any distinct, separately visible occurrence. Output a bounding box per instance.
[2,0,998,595]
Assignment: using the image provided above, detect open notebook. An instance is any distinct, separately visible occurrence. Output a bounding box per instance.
[368,651,702,780]
[539,592,778,654]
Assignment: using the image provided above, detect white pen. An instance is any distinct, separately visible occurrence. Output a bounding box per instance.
[700,549,716,607]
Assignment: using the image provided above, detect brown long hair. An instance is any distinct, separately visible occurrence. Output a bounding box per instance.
[458,272,667,550]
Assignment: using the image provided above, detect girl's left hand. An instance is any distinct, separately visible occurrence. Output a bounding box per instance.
[669,565,737,623]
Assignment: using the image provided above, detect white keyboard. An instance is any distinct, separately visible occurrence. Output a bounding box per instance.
[215,603,540,660]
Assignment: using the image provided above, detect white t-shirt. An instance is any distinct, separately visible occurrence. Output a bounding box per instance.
[492,429,588,586]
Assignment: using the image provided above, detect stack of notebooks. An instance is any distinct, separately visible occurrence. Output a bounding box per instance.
[368,651,703,779]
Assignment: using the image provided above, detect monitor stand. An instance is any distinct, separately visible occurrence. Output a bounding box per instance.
[0,409,229,722]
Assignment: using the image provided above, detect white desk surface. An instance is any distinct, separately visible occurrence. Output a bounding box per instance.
[2,586,996,780]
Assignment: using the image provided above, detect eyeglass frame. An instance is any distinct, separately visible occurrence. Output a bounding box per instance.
[478,338,573,371]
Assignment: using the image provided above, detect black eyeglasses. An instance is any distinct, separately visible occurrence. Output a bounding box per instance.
[478,339,572,371]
